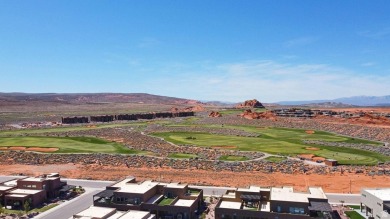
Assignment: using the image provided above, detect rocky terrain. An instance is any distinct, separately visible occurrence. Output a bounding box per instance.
[238,109,277,121]
[208,111,222,117]
[236,99,264,108]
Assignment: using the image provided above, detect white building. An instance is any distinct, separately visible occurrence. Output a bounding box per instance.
[72,206,156,219]
[361,189,390,219]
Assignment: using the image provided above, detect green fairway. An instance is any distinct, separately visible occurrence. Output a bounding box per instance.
[219,155,249,161]
[0,121,168,137]
[151,127,389,165]
[0,136,139,154]
[168,153,198,159]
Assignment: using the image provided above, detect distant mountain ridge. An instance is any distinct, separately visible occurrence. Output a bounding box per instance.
[276,95,390,106]
[0,92,201,105]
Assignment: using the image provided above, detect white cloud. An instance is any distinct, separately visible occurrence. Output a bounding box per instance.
[145,60,390,102]
[358,28,390,40]
[361,62,376,67]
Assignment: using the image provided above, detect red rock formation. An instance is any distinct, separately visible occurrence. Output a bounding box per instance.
[171,105,205,112]
[238,110,277,121]
[236,99,265,108]
[208,111,222,117]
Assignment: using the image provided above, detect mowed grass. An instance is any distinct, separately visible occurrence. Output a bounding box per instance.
[219,155,249,161]
[264,156,287,162]
[345,211,365,219]
[151,127,389,165]
[168,153,198,159]
[0,136,139,154]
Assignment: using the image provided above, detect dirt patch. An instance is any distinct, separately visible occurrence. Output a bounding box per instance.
[298,154,315,159]
[26,147,59,152]
[1,164,389,193]
[305,130,315,134]
[0,147,59,152]
[211,145,237,149]
[312,156,326,161]
[8,147,27,150]
[306,147,320,151]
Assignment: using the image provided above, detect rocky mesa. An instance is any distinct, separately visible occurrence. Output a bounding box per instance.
[236,99,265,108]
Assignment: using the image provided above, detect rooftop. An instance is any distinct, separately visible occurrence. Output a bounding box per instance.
[116,181,159,194]
[237,186,262,193]
[174,199,195,207]
[119,210,154,219]
[2,179,18,187]
[364,189,390,201]
[6,194,28,198]
[107,212,125,219]
[219,201,242,209]
[110,177,136,188]
[10,189,43,195]
[271,187,327,203]
[74,206,116,218]
[20,176,59,182]
[0,186,14,191]
[165,182,187,189]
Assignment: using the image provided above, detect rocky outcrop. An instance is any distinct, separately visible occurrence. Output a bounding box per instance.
[209,111,222,117]
[238,110,277,121]
[171,105,205,112]
[236,99,264,108]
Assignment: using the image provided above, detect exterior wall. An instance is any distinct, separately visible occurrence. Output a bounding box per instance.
[4,190,46,209]
[361,190,387,218]
[17,177,62,198]
[17,181,44,190]
[113,186,157,204]
[31,190,47,208]
[215,207,311,219]
[270,200,309,215]
[165,186,187,198]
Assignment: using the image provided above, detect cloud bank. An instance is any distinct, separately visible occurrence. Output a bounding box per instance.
[144,60,390,102]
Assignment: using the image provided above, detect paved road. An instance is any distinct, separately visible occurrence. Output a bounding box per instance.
[63,178,113,188]
[0,175,25,183]
[35,188,103,219]
[189,185,235,196]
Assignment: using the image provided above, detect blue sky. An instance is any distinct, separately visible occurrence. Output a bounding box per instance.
[1,1,390,102]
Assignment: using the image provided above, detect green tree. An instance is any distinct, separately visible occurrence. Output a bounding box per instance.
[0,202,4,215]
[23,200,30,213]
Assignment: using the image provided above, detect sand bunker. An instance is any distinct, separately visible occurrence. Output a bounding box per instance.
[306,147,320,151]
[211,145,237,149]
[298,154,315,159]
[305,130,315,134]
[0,147,59,152]
[312,156,326,161]
[26,147,59,152]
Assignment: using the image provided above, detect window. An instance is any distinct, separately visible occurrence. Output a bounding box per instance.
[362,194,366,197]
[289,207,305,214]
[277,206,281,213]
